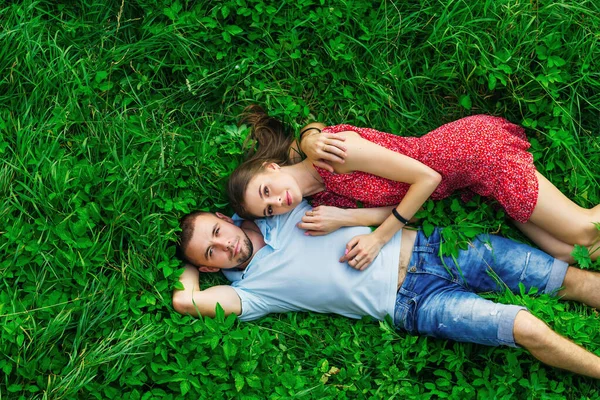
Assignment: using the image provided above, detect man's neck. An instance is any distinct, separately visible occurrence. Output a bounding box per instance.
[238,220,266,269]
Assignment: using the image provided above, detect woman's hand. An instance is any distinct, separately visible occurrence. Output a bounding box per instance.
[339,232,385,271]
[300,131,347,172]
[297,206,347,235]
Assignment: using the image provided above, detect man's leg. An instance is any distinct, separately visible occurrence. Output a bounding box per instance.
[514,310,600,379]
[558,267,600,308]
[409,285,600,378]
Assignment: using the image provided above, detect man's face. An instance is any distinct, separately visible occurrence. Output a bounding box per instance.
[185,213,254,272]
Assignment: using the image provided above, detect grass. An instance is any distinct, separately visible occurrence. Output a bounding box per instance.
[1,0,600,398]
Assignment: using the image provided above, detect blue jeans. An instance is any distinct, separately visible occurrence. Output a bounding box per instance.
[394,228,568,347]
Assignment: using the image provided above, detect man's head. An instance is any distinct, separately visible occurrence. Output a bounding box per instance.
[178,211,254,272]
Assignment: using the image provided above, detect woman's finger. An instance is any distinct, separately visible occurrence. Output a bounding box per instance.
[340,243,358,262]
[324,132,346,143]
[320,147,346,164]
[358,259,372,271]
[313,159,335,172]
[324,139,347,153]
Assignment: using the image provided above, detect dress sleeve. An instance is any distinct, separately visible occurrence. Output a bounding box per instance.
[310,191,359,209]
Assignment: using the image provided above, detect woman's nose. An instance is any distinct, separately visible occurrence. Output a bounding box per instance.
[268,197,283,206]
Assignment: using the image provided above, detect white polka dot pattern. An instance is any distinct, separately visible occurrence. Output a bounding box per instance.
[311,115,538,223]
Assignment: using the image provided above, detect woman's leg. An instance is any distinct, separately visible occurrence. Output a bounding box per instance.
[527,171,600,247]
[512,220,599,263]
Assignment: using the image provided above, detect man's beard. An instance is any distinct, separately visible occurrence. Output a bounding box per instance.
[233,232,253,269]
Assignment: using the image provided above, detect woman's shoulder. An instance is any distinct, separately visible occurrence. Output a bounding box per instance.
[324,123,361,132]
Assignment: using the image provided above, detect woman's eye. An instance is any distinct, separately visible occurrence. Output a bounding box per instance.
[215,228,220,235]
[268,206,273,215]
[264,187,269,196]
[209,248,213,257]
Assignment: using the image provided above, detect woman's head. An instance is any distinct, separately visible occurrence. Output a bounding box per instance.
[228,158,303,220]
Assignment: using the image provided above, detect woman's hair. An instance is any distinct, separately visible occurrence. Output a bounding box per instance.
[239,105,294,164]
[228,157,273,220]
[228,106,296,220]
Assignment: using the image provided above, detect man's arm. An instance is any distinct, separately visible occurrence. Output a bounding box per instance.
[172,265,242,318]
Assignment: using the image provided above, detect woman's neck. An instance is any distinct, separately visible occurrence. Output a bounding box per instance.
[283,160,325,197]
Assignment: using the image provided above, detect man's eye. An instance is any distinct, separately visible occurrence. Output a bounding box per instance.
[268,206,273,215]
[209,248,213,257]
[264,187,269,196]
[215,228,220,235]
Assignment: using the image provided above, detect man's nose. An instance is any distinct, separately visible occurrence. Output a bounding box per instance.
[216,238,232,249]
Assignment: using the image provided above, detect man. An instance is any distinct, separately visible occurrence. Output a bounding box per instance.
[173,201,600,378]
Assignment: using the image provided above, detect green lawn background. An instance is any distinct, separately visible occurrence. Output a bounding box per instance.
[2,0,600,398]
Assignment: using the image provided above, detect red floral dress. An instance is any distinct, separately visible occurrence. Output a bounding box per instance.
[311,115,538,223]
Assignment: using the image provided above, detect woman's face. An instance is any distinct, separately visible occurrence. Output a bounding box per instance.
[243,164,302,217]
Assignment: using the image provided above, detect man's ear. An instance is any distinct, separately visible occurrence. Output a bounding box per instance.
[215,212,233,223]
[198,266,220,273]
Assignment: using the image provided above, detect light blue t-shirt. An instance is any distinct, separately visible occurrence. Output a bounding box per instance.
[222,201,401,322]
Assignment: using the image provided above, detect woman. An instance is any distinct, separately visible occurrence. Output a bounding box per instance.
[228,106,600,267]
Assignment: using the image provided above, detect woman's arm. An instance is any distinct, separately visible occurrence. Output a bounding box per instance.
[297,205,421,236]
[297,205,394,235]
[335,132,441,270]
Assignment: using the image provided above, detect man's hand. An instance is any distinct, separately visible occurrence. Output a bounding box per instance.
[300,131,347,172]
[297,206,347,235]
[339,232,385,271]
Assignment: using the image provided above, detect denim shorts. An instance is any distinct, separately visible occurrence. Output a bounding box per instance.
[393,228,568,347]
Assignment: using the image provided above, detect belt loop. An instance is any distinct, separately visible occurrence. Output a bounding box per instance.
[413,245,435,253]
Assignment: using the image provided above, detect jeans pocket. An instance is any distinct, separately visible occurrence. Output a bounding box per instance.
[403,299,417,334]
[394,291,417,333]
[394,302,410,331]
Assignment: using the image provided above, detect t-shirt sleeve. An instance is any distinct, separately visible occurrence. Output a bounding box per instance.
[231,286,271,321]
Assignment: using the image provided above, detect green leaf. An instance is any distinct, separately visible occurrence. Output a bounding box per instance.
[7,384,22,392]
[221,5,230,19]
[246,374,262,389]
[180,380,190,396]
[235,372,245,392]
[173,281,185,290]
[488,74,497,90]
[422,221,434,237]
[95,71,108,83]
[459,94,472,110]
[571,245,592,269]
[225,25,243,36]
[223,339,238,360]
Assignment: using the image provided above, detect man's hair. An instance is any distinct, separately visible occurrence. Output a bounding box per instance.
[176,211,210,266]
